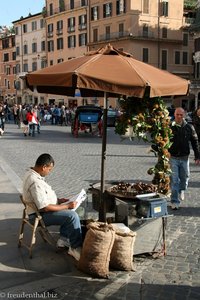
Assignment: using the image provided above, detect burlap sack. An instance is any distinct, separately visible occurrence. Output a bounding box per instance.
[110,228,136,271]
[78,222,115,278]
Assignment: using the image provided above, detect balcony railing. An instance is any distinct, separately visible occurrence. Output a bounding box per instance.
[99,31,130,41]
[47,31,53,38]
[67,26,75,33]
[56,29,63,35]
[79,23,87,30]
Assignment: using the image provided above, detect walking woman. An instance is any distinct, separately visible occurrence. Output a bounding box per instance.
[0,104,6,136]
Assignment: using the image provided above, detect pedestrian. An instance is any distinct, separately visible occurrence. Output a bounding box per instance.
[168,107,200,210]
[0,103,5,136]
[22,153,82,261]
[33,105,41,134]
[13,104,18,124]
[192,107,200,146]
[26,108,38,137]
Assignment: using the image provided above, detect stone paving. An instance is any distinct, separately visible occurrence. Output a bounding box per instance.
[0,123,200,299]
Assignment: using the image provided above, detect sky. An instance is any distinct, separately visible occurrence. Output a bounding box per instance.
[0,0,45,27]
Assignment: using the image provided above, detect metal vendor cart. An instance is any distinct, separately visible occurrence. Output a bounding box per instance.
[89,181,169,256]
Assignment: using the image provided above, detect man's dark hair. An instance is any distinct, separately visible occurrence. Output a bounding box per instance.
[35,153,54,167]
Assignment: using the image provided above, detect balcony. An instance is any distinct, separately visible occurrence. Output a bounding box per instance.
[190,79,200,89]
[79,24,87,30]
[47,31,53,38]
[67,26,75,33]
[99,31,130,42]
[56,29,63,35]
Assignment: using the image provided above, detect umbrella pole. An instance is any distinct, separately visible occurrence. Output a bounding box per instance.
[99,92,108,222]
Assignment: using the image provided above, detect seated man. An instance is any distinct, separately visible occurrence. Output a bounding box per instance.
[22,153,82,261]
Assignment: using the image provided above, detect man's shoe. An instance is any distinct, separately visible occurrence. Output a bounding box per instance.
[179,191,185,201]
[68,247,82,261]
[57,237,70,248]
[171,203,179,210]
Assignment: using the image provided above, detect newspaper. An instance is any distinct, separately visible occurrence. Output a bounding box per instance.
[63,189,87,211]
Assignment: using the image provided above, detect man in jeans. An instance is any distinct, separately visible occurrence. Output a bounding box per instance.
[169,107,200,210]
[22,153,82,260]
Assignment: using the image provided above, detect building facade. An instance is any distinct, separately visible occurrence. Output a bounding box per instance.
[0,0,197,109]
[13,13,47,105]
[0,33,16,104]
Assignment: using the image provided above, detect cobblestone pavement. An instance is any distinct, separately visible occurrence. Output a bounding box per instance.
[0,123,200,300]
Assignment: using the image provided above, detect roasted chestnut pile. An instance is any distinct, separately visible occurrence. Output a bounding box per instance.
[110,181,157,195]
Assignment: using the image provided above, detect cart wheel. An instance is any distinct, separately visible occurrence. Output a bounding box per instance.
[98,120,103,137]
[74,119,79,137]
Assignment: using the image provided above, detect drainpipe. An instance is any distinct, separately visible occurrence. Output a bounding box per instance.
[157,0,161,68]
[87,0,91,51]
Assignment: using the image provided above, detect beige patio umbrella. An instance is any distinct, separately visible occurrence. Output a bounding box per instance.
[27,44,189,98]
[26,44,189,221]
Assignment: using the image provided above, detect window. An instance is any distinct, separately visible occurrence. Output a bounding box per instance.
[16,64,21,74]
[143,0,149,14]
[57,38,63,50]
[68,17,75,32]
[81,0,87,6]
[79,15,87,30]
[79,33,87,46]
[3,53,9,62]
[16,46,20,56]
[32,61,37,71]
[116,0,126,15]
[41,41,46,51]
[162,1,168,17]
[195,37,200,52]
[68,35,76,48]
[24,44,28,55]
[40,19,44,28]
[7,81,10,89]
[70,0,74,9]
[57,58,64,63]
[183,33,188,46]
[105,26,110,40]
[50,60,53,66]
[103,3,112,18]
[48,23,54,33]
[41,59,47,69]
[143,48,149,62]
[162,27,167,38]
[15,26,19,35]
[47,23,54,37]
[175,51,180,64]
[49,3,53,15]
[48,40,54,52]
[11,37,15,47]
[161,50,167,70]
[182,52,188,65]
[57,20,63,34]
[23,63,28,72]
[23,24,27,33]
[119,23,124,37]
[6,66,11,75]
[143,25,148,37]
[91,6,99,21]
[57,20,63,30]
[12,52,16,60]
[93,28,98,42]
[2,39,9,49]
[32,21,37,31]
[32,42,37,53]
[59,0,65,12]
[13,67,16,74]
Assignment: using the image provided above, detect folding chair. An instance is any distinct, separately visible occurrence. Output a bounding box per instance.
[18,194,56,258]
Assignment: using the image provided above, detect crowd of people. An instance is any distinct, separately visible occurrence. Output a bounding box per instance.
[0,102,76,137]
